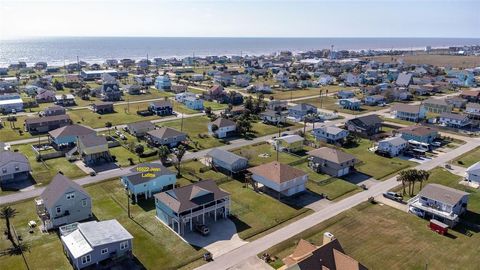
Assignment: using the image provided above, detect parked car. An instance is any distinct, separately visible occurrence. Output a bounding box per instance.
[203,252,213,261]
[409,207,425,218]
[194,223,210,236]
[431,141,442,147]
[383,191,403,202]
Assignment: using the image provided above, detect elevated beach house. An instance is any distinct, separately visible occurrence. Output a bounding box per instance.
[0,151,31,185]
[205,148,248,174]
[146,127,187,147]
[307,147,356,177]
[208,118,237,138]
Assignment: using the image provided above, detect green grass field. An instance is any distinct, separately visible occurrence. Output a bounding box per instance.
[452,146,480,168]
[0,115,35,142]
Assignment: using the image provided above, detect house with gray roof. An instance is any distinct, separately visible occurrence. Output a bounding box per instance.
[307,147,357,177]
[126,121,156,137]
[77,134,112,166]
[146,127,187,147]
[121,163,176,202]
[439,112,471,128]
[288,103,317,121]
[312,125,349,144]
[42,105,66,117]
[25,114,72,134]
[48,124,96,149]
[154,180,231,235]
[0,151,31,184]
[395,72,413,87]
[36,173,92,230]
[205,148,248,174]
[377,136,408,157]
[390,104,426,122]
[408,184,469,226]
[60,219,133,269]
[208,118,237,138]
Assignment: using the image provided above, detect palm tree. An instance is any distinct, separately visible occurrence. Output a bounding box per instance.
[417,170,430,190]
[158,145,170,164]
[0,206,18,246]
[105,122,113,135]
[173,145,186,176]
[397,170,410,196]
[7,241,30,255]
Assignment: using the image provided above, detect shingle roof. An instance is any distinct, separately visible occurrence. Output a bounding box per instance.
[210,118,236,128]
[418,184,468,206]
[126,121,155,131]
[317,126,347,135]
[24,114,71,125]
[150,100,172,107]
[396,72,413,86]
[0,151,29,167]
[147,127,186,139]
[307,147,356,164]
[277,134,304,144]
[440,112,468,121]
[290,103,317,112]
[78,134,107,148]
[347,114,382,127]
[380,136,407,146]
[40,173,89,209]
[48,124,95,138]
[399,125,438,137]
[206,148,247,165]
[154,180,230,213]
[247,161,307,184]
[391,104,422,114]
[123,163,175,185]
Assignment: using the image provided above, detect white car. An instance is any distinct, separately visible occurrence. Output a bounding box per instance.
[409,207,425,218]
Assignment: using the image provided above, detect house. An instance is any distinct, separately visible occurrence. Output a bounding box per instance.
[377,136,408,157]
[465,102,480,118]
[154,180,231,235]
[213,73,233,86]
[80,69,118,80]
[398,125,439,144]
[209,85,225,97]
[121,163,176,203]
[190,74,204,82]
[267,100,288,111]
[288,103,317,121]
[184,96,204,110]
[445,96,468,109]
[0,151,31,185]
[438,112,470,128]
[336,90,355,99]
[42,105,66,117]
[423,98,453,114]
[146,127,187,147]
[273,135,304,152]
[124,84,142,95]
[208,118,237,138]
[77,134,112,166]
[155,75,172,90]
[364,94,386,106]
[312,125,349,144]
[260,109,287,125]
[247,161,308,197]
[35,174,92,230]
[465,162,480,185]
[90,102,114,114]
[55,94,76,106]
[248,84,273,94]
[148,100,173,116]
[25,115,72,134]
[175,91,196,103]
[390,104,426,122]
[460,89,480,103]
[395,72,413,87]
[48,124,96,149]
[307,147,356,177]
[99,81,122,102]
[126,121,155,137]
[0,94,23,113]
[170,84,188,94]
[338,98,361,110]
[234,74,251,87]
[281,233,367,270]
[205,148,248,174]
[345,114,382,137]
[408,184,469,226]
[35,89,56,103]
[60,220,133,270]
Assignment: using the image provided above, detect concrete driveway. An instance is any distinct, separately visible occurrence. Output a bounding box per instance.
[227,256,274,270]
[375,195,408,212]
[182,217,247,258]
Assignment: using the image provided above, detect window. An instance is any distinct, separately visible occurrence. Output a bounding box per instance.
[120,241,129,250]
[2,168,6,173]
[15,166,19,171]
[56,207,61,214]
[66,192,75,200]
[81,199,87,207]
[81,254,91,264]
[101,248,108,254]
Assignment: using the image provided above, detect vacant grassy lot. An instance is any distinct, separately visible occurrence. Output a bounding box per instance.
[0,115,35,142]
[452,146,480,168]
[171,100,199,115]
[0,179,208,270]
[342,139,416,180]
[160,115,224,150]
[203,101,228,111]
[264,201,480,270]
[68,102,161,128]
[301,96,386,114]
[231,142,300,166]
[124,90,173,102]
[367,54,480,69]
[11,144,87,187]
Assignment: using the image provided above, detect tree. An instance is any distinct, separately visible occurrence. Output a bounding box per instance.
[237,117,252,137]
[210,124,219,133]
[7,241,30,255]
[157,145,170,164]
[134,144,144,156]
[244,96,254,112]
[105,122,113,135]
[7,116,17,129]
[0,206,18,247]
[397,169,430,196]
[173,145,186,175]
[204,106,212,117]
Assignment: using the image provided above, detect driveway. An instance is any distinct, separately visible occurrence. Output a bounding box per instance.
[227,256,273,270]
[182,217,247,258]
[375,195,408,212]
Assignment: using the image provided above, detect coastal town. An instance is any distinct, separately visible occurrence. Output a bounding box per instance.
[1,44,480,270]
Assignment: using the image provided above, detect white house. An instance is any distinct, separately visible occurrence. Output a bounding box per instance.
[247,161,308,197]
[208,118,237,138]
[465,162,480,185]
[438,113,470,128]
[377,136,408,157]
[311,125,349,144]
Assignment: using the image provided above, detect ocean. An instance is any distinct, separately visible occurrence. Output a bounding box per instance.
[0,37,479,66]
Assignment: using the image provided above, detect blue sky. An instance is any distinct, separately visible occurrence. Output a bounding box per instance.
[0,0,479,38]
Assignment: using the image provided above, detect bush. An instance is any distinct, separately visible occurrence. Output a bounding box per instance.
[199,166,211,173]
[140,150,158,158]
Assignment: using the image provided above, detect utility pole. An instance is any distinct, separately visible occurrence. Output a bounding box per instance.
[126,188,131,218]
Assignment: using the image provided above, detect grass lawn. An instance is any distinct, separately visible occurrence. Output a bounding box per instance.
[160,115,224,150]
[68,102,162,128]
[342,139,416,180]
[231,142,300,166]
[11,144,87,187]
[452,146,480,168]
[301,96,386,115]
[203,101,228,111]
[176,160,228,187]
[0,115,35,142]
[124,90,173,102]
[171,100,200,115]
[266,85,344,101]
[263,201,480,270]
[381,116,416,126]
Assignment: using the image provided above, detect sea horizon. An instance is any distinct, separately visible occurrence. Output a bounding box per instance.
[1,36,479,67]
